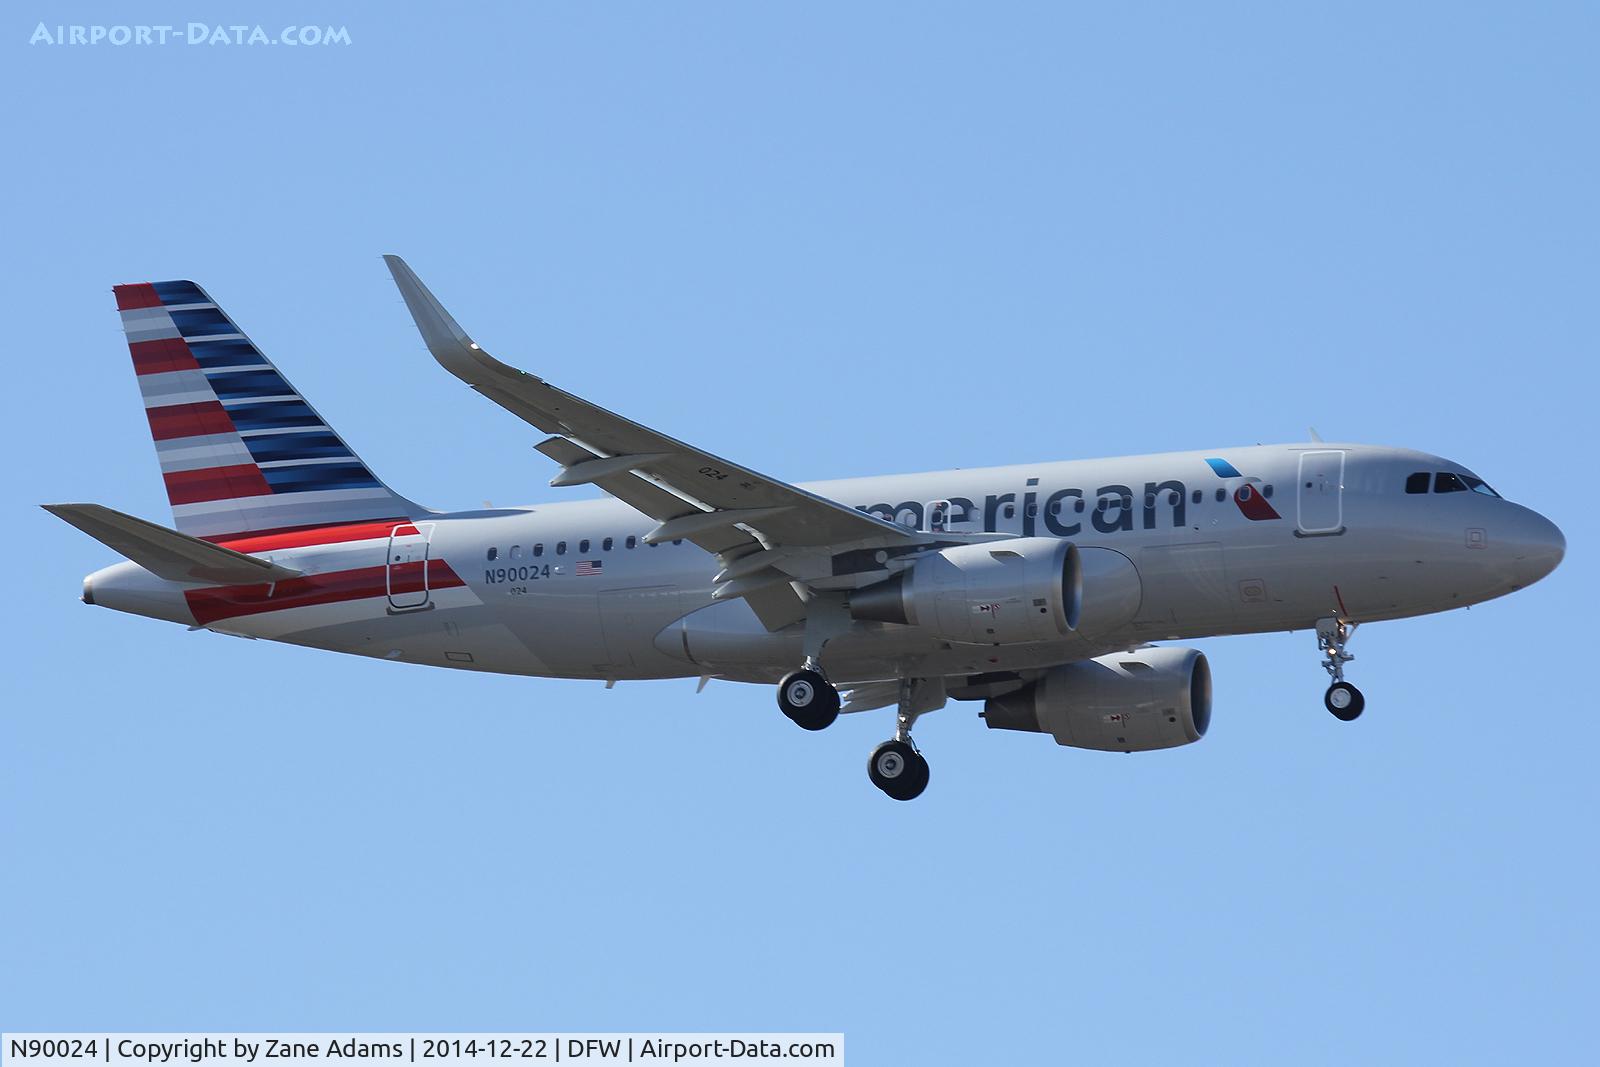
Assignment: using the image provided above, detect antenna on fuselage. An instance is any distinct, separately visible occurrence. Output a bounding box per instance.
[1308,426,1325,443]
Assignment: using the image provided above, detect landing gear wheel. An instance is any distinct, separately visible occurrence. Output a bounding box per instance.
[868,739,930,801]
[777,668,839,731]
[1324,682,1365,721]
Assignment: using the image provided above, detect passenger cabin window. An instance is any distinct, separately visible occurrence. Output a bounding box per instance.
[510,545,521,559]
[1434,472,1468,494]
[1192,490,1202,504]
[533,544,544,557]
[1405,472,1429,494]
[486,547,498,561]
[1215,488,1226,502]
[603,537,614,551]
[626,535,637,549]
[579,539,590,553]
[556,541,567,555]
[1262,485,1274,499]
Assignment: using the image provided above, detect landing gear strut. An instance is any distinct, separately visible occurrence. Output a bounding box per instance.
[777,595,848,732]
[1316,617,1365,721]
[867,677,938,801]
[777,660,839,731]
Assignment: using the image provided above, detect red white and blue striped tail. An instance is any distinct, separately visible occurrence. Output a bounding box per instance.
[114,280,422,540]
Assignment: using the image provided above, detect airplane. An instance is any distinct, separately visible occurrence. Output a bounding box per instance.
[45,256,1566,800]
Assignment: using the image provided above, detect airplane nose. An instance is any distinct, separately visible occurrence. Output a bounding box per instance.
[1505,509,1565,588]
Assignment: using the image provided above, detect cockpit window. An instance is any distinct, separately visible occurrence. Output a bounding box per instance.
[1462,474,1500,498]
[1434,473,1468,493]
[1405,472,1429,494]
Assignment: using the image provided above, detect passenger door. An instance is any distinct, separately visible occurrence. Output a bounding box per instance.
[386,523,434,611]
[1297,451,1346,535]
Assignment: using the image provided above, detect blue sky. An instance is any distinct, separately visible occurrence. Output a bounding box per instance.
[3,2,1595,1062]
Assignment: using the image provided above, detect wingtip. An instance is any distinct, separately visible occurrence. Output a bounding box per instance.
[383,253,476,352]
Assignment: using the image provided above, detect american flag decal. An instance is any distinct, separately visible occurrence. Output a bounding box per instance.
[575,560,603,576]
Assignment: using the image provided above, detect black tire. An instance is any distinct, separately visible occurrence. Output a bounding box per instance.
[777,668,839,731]
[868,740,930,801]
[1324,682,1365,721]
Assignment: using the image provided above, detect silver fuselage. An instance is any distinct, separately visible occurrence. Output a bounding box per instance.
[84,443,1566,684]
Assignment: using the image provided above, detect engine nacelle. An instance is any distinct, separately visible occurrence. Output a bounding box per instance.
[850,538,1080,645]
[849,540,1143,647]
[982,646,1211,752]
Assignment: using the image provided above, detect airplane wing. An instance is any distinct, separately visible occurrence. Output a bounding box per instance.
[384,255,923,630]
[43,503,302,586]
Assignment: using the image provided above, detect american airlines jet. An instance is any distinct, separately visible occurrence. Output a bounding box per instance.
[47,257,1566,800]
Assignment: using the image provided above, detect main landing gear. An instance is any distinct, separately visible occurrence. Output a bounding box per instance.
[774,662,938,801]
[777,661,840,731]
[869,693,931,802]
[1316,617,1365,721]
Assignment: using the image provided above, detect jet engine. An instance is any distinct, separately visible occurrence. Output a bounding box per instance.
[849,538,1080,645]
[981,646,1211,752]
[849,540,1142,646]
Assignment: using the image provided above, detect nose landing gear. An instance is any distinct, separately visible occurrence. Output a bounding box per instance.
[1324,681,1364,720]
[1316,617,1364,721]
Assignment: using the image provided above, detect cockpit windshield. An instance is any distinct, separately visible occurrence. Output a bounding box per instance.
[1409,470,1502,498]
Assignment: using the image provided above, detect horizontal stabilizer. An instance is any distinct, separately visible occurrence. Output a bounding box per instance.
[42,503,301,585]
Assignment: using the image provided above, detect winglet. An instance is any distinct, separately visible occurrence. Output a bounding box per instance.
[43,503,301,585]
[384,255,532,386]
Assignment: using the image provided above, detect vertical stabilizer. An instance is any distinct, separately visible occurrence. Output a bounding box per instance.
[113,280,422,539]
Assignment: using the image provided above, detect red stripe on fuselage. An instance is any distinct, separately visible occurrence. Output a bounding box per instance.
[129,337,200,375]
[114,283,162,310]
[163,464,273,505]
[212,519,417,553]
[184,559,464,626]
[146,400,236,441]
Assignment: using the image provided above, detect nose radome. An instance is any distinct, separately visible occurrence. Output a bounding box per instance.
[1506,509,1565,588]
